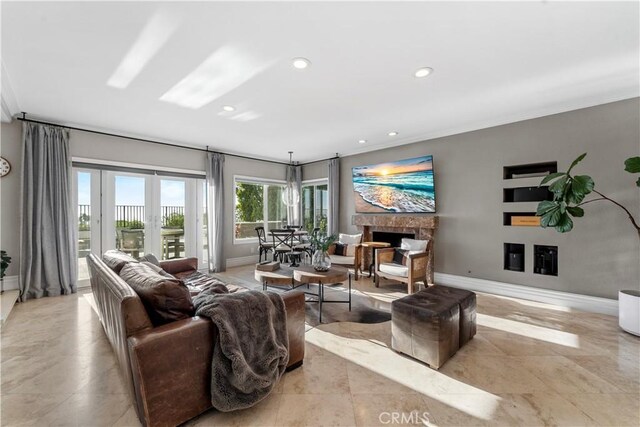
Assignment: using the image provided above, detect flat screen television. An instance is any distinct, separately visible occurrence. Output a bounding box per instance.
[352,155,435,213]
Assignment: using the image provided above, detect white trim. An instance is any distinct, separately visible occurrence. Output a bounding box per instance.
[1,276,19,291]
[434,272,618,316]
[302,178,328,185]
[234,237,259,245]
[72,157,206,176]
[234,174,286,185]
[337,94,638,162]
[226,255,259,268]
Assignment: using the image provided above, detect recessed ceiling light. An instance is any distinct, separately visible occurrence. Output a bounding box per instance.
[414,67,433,78]
[358,139,367,144]
[292,57,311,69]
[388,131,398,136]
[222,105,235,112]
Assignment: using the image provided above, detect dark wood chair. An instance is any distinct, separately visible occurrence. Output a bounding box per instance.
[271,229,303,265]
[255,226,274,262]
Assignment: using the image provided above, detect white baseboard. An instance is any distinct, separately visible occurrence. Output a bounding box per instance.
[1,276,19,291]
[226,255,259,268]
[434,272,618,316]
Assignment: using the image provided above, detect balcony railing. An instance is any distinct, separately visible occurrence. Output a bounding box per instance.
[78,205,186,228]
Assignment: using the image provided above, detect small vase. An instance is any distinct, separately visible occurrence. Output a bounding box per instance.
[312,249,331,272]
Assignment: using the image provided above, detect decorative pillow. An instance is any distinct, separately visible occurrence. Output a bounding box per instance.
[139,253,160,266]
[400,238,429,255]
[393,249,409,266]
[140,261,174,278]
[119,262,194,326]
[334,243,348,256]
[339,233,362,245]
[103,250,139,274]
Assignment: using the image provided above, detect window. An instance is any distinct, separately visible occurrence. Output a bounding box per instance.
[302,180,329,234]
[234,177,287,241]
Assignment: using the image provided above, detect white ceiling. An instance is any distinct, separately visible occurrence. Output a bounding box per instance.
[2,1,638,163]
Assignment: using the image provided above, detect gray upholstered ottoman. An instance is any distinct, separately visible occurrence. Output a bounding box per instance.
[423,285,477,347]
[391,292,460,370]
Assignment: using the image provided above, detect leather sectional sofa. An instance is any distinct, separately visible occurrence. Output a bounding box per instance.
[87,253,306,427]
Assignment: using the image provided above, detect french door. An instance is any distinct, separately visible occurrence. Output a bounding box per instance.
[74,167,207,286]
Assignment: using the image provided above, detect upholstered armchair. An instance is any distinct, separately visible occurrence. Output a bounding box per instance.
[328,233,363,280]
[375,239,432,294]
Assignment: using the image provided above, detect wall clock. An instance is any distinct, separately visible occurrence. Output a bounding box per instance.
[0,156,11,177]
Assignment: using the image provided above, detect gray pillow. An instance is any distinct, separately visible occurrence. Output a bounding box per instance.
[139,253,160,266]
[102,250,139,274]
[120,262,194,326]
[140,261,174,278]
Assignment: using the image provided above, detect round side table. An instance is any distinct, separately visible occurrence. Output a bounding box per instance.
[361,241,392,278]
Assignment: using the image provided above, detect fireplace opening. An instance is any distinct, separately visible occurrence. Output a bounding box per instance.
[372,231,415,248]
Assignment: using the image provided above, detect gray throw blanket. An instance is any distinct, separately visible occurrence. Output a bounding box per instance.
[193,287,289,412]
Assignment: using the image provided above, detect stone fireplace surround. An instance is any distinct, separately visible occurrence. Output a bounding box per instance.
[352,214,439,284]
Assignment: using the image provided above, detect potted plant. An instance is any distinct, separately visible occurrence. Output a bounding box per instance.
[1,250,11,294]
[309,233,337,272]
[536,153,640,236]
[536,154,640,335]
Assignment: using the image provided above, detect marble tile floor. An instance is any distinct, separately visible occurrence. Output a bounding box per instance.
[1,265,638,426]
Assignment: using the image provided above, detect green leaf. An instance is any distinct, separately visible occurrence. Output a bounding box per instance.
[549,175,569,195]
[624,156,640,173]
[566,189,586,205]
[541,208,562,228]
[567,153,587,174]
[555,213,574,233]
[540,172,565,186]
[571,175,594,195]
[536,200,558,216]
[567,206,584,217]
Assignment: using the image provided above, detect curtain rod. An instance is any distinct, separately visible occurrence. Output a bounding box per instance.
[16,113,294,166]
[300,154,339,166]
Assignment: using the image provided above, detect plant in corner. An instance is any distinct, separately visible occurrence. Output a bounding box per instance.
[1,250,11,294]
[536,153,640,239]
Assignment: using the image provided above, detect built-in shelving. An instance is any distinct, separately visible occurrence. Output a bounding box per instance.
[502,161,559,277]
[504,243,525,272]
[503,161,557,180]
[534,245,558,276]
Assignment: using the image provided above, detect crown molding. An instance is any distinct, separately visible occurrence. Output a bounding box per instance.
[1,61,20,123]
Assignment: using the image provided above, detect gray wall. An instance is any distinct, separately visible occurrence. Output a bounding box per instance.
[0,120,286,276]
[302,159,328,182]
[338,99,639,299]
[0,121,22,277]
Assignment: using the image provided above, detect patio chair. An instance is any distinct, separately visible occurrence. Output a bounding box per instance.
[119,229,145,259]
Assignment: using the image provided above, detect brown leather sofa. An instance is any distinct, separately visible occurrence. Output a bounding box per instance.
[87,254,306,427]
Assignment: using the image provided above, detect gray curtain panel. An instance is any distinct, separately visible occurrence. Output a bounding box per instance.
[285,164,302,226]
[206,152,225,272]
[328,158,340,236]
[20,122,77,300]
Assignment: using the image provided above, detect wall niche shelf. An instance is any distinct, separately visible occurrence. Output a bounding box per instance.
[503,212,540,227]
[534,245,558,276]
[504,161,557,180]
[504,243,525,272]
[503,186,553,203]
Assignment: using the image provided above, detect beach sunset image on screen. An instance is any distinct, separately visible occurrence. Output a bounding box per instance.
[352,155,435,213]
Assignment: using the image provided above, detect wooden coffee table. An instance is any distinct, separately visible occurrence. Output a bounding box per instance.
[255,265,351,322]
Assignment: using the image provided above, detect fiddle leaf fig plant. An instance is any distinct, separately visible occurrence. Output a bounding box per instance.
[624,156,640,187]
[1,250,11,280]
[536,153,640,238]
